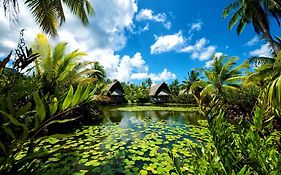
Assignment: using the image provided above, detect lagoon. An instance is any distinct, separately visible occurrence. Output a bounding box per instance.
[28,106,210,175]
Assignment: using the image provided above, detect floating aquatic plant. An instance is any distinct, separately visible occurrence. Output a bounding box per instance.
[17,118,211,174]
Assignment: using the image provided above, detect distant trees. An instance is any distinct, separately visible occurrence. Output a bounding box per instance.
[182,70,200,92]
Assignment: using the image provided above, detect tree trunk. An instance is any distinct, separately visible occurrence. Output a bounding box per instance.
[258,15,281,56]
[264,32,281,56]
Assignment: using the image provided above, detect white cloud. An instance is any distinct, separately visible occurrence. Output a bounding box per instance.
[245,36,260,46]
[135,9,171,29]
[199,46,216,61]
[0,0,177,83]
[0,0,138,54]
[189,21,203,33]
[249,43,272,57]
[1,0,175,82]
[150,31,186,54]
[180,38,217,61]
[149,69,176,82]
[92,51,176,83]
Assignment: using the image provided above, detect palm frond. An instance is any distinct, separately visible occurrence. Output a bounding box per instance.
[248,56,275,66]
[25,0,59,36]
[62,0,94,24]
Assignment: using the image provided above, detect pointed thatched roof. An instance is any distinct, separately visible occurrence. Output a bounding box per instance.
[149,82,171,96]
[107,81,125,96]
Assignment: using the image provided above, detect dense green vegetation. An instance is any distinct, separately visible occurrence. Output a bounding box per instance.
[1,0,281,174]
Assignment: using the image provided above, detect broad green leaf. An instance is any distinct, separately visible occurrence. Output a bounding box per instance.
[0,111,28,135]
[16,102,32,118]
[62,86,74,110]
[80,84,91,102]
[7,93,14,116]
[71,84,83,107]
[34,114,40,130]
[237,165,247,175]
[34,91,46,122]
[49,97,58,115]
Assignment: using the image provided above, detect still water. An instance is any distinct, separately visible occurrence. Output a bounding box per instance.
[32,107,209,174]
[101,106,205,126]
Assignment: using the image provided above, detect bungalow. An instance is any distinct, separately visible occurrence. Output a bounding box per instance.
[107,81,126,103]
[149,82,171,103]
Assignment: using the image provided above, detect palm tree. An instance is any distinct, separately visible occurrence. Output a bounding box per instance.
[143,78,152,89]
[190,55,249,109]
[223,0,281,55]
[90,62,106,82]
[169,79,180,99]
[2,0,94,36]
[32,33,95,94]
[182,70,200,92]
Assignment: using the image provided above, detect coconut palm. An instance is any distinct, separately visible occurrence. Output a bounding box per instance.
[223,0,281,55]
[90,62,106,82]
[190,55,249,104]
[182,70,200,91]
[2,0,94,36]
[169,79,180,99]
[32,33,95,94]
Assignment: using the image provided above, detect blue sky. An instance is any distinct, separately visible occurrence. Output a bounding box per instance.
[0,0,277,84]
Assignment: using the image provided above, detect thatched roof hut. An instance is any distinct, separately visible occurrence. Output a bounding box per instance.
[149,82,171,103]
[107,81,126,103]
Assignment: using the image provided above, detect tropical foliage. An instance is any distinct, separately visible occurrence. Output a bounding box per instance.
[223,0,281,55]
[0,33,101,174]
[1,0,94,36]
[33,33,96,95]
[190,55,249,115]
[1,0,281,174]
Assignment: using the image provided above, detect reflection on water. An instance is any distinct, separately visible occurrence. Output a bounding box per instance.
[101,106,205,129]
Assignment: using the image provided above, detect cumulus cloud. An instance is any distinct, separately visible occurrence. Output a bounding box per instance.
[92,51,175,82]
[180,38,217,61]
[245,36,260,47]
[150,31,186,54]
[149,20,217,61]
[249,43,272,57]
[135,9,171,29]
[0,0,177,82]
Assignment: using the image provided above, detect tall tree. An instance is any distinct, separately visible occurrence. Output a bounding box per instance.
[90,62,106,82]
[190,55,248,104]
[182,70,200,91]
[223,0,281,55]
[2,0,94,36]
[169,79,180,99]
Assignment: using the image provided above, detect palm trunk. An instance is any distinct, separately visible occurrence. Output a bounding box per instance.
[264,32,281,56]
[258,15,281,56]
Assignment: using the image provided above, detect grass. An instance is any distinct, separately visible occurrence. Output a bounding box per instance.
[113,105,199,112]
